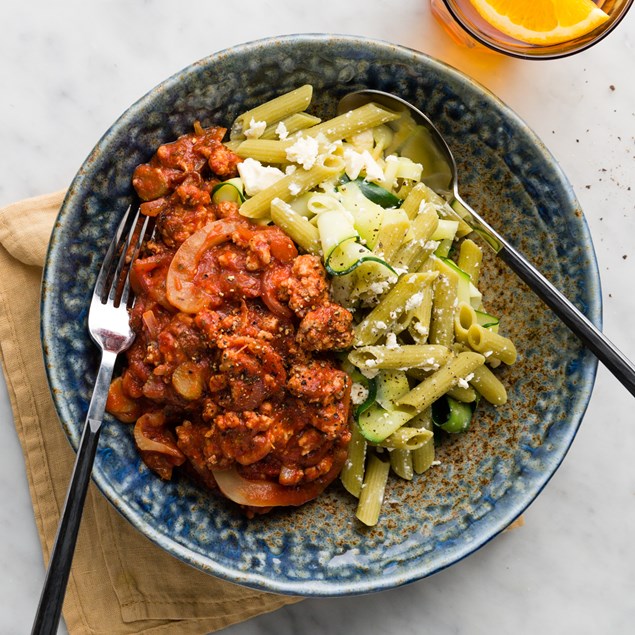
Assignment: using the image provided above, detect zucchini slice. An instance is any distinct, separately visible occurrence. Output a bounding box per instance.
[211,178,244,204]
[431,395,476,434]
[325,238,396,277]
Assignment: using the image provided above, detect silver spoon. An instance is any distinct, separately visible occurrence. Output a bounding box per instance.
[338,89,635,396]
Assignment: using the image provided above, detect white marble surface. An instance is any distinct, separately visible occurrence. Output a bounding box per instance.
[1,1,634,633]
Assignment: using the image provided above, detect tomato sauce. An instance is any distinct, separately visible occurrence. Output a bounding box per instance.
[106,123,355,514]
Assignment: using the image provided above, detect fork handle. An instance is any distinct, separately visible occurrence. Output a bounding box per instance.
[31,351,116,635]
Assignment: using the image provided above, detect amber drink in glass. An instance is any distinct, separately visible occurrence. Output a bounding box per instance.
[431,0,634,59]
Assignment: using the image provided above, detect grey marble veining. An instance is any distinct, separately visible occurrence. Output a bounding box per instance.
[1,1,634,634]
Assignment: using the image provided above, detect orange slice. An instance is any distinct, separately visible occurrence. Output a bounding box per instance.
[468,0,610,45]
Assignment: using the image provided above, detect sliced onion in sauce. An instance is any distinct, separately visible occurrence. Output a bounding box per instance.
[166,218,241,313]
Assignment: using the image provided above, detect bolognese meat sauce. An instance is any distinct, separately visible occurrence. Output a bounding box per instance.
[106,123,354,514]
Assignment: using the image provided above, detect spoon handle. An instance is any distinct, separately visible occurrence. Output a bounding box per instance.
[496,244,635,395]
[452,193,635,395]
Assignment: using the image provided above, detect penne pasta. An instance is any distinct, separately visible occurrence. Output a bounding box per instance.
[235,139,291,164]
[469,362,508,405]
[458,238,483,286]
[270,198,321,255]
[340,423,367,498]
[303,102,400,142]
[231,84,313,139]
[467,324,517,365]
[390,449,414,481]
[429,272,459,348]
[239,155,344,219]
[260,112,322,140]
[454,302,478,344]
[408,409,436,474]
[353,272,439,346]
[348,344,450,371]
[379,426,433,450]
[447,384,478,403]
[395,352,485,414]
[356,454,391,527]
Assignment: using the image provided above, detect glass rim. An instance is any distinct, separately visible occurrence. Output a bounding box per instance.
[440,0,635,60]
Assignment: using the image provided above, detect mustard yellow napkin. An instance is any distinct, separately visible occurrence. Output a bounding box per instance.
[0,191,300,635]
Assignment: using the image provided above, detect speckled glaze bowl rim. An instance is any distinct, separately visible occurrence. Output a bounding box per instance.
[41,33,601,596]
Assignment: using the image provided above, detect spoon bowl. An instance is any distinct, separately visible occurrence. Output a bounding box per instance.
[338,89,635,395]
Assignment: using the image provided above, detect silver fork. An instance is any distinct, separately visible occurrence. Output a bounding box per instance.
[32,206,149,635]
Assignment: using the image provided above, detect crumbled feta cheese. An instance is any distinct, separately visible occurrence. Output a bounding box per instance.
[342,148,385,182]
[285,164,297,176]
[237,158,285,196]
[385,333,399,350]
[350,129,374,150]
[363,153,385,182]
[350,382,370,406]
[405,291,424,312]
[275,121,289,140]
[431,460,441,467]
[359,367,379,379]
[457,373,474,389]
[243,118,266,139]
[286,136,320,169]
[288,182,302,196]
[413,322,428,336]
[367,280,391,296]
[374,320,387,330]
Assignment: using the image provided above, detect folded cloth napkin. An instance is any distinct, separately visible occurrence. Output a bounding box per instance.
[0,191,300,635]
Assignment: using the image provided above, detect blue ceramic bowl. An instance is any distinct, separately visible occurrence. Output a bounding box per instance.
[41,34,600,596]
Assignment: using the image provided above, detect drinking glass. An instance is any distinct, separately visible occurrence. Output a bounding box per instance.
[431,0,634,59]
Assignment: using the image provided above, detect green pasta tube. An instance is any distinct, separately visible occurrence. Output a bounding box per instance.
[469,363,508,405]
[354,272,437,346]
[390,449,414,481]
[231,84,313,139]
[270,198,321,255]
[348,344,450,371]
[408,407,433,432]
[356,454,391,527]
[399,182,431,220]
[340,423,367,498]
[353,272,438,346]
[409,409,435,474]
[447,385,478,403]
[415,182,472,237]
[454,302,478,344]
[467,324,517,365]
[458,238,483,286]
[395,351,485,414]
[304,103,400,142]
[407,284,434,344]
[239,155,344,219]
[260,112,322,140]
[412,437,435,474]
[373,209,410,263]
[235,139,291,163]
[429,272,458,348]
[378,426,433,450]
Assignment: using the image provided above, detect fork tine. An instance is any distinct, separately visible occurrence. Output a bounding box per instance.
[119,213,151,307]
[93,205,133,301]
[107,207,142,305]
